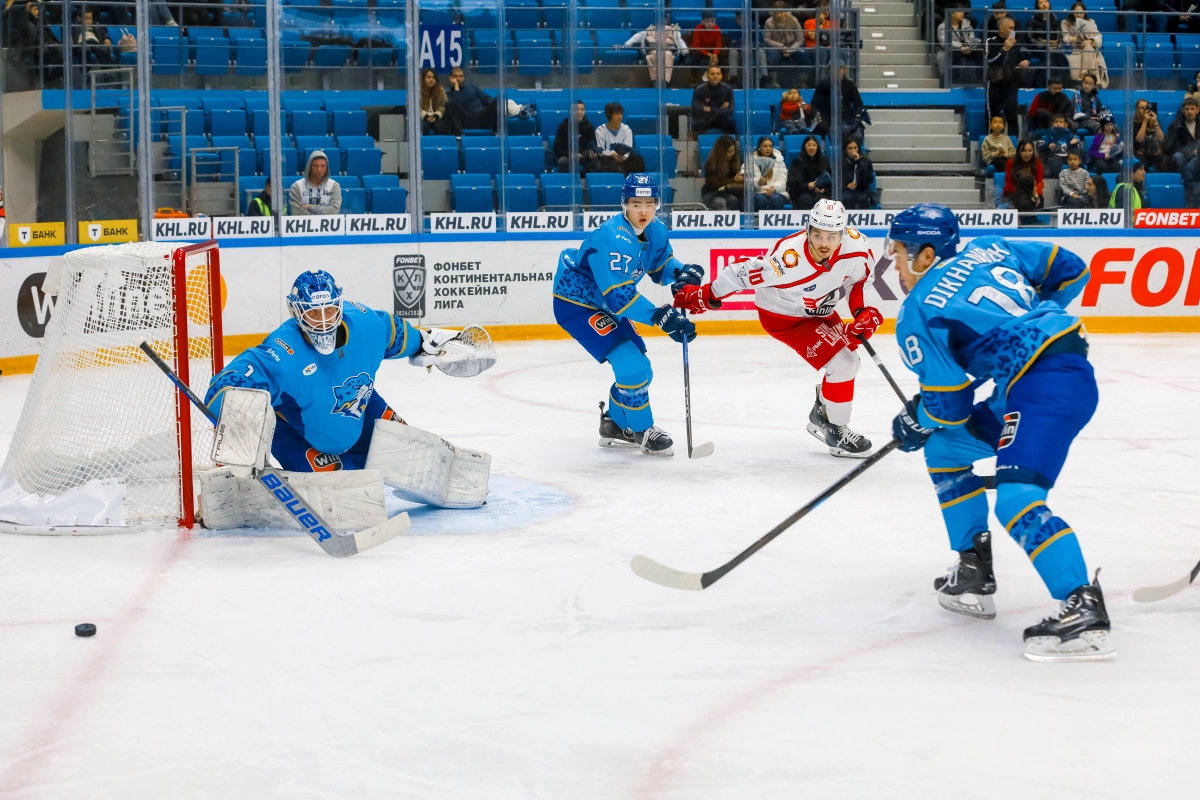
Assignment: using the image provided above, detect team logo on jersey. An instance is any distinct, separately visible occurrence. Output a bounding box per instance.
[998,412,1021,449]
[331,372,374,418]
[780,249,801,268]
[274,337,294,355]
[589,312,617,335]
[306,448,343,472]
[803,283,818,292]
[303,363,317,376]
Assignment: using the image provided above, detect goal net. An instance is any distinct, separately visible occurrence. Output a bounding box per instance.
[0,241,222,533]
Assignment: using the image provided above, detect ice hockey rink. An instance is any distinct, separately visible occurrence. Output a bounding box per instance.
[1,332,1197,799]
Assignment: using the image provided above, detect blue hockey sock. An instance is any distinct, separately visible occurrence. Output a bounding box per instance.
[929,467,989,552]
[607,341,654,432]
[996,483,1089,600]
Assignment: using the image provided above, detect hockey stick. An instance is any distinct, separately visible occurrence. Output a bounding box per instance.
[681,311,714,460]
[631,438,901,590]
[1132,558,1200,603]
[137,340,409,557]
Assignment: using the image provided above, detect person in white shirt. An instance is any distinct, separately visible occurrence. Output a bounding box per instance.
[749,136,789,211]
[592,103,645,174]
[624,22,688,83]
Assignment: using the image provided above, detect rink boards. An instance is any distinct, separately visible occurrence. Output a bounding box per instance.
[2,228,1199,372]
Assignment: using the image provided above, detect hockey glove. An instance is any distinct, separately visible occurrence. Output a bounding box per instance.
[651,305,697,344]
[892,396,936,452]
[672,283,722,314]
[672,264,706,291]
[846,306,883,341]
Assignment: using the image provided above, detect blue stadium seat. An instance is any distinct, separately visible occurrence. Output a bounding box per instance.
[250,109,286,137]
[362,174,401,190]
[296,136,342,173]
[339,175,363,189]
[505,174,540,212]
[332,0,367,19]
[506,0,541,29]
[461,0,498,28]
[516,31,554,77]
[375,0,404,23]
[332,110,367,136]
[462,137,502,176]
[340,187,367,213]
[543,0,566,29]
[282,40,311,72]
[345,148,383,176]
[540,108,567,145]
[473,30,500,74]
[244,95,270,111]
[209,109,247,137]
[698,132,724,166]
[420,2,455,26]
[193,36,231,76]
[152,36,185,75]
[211,135,258,175]
[336,134,376,151]
[570,32,596,74]
[508,135,547,174]
[541,173,582,207]
[291,110,328,136]
[450,173,495,212]
[634,135,677,178]
[1101,36,1135,77]
[202,97,246,110]
[156,106,204,138]
[232,36,267,76]
[595,29,637,68]
[627,0,656,30]
[1180,41,1200,76]
[361,47,396,67]
[587,173,624,207]
[370,185,408,213]
[421,135,460,179]
[313,45,352,68]
[1145,173,1184,207]
[166,134,213,173]
[584,0,626,29]
[736,109,773,137]
[256,146,300,175]
[282,97,323,111]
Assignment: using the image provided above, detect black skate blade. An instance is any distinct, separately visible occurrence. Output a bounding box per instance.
[598,437,639,450]
[829,446,873,459]
[640,445,674,458]
[688,441,714,459]
[1024,630,1116,662]
[938,591,997,620]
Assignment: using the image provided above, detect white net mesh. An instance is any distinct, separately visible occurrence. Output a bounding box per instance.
[0,241,218,530]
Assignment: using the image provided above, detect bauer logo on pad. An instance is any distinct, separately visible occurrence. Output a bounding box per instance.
[998,412,1021,449]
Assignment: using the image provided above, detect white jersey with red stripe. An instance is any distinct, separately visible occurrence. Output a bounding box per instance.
[709,228,876,319]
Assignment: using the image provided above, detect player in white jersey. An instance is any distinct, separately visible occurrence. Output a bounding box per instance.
[673,199,883,457]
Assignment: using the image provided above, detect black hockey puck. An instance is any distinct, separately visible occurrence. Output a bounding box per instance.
[75,623,96,637]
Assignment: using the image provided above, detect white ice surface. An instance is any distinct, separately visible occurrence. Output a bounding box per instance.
[1,334,1197,799]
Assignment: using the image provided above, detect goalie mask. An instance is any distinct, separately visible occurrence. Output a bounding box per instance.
[288,269,344,355]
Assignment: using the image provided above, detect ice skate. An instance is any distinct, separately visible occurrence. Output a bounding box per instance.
[636,426,674,457]
[934,530,997,619]
[1023,570,1116,662]
[597,401,638,449]
[806,386,872,458]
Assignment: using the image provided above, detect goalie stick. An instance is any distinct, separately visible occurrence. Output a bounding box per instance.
[681,311,714,460]
[1132,558,1200,603]
[137,340,409,557]
[631,438,900,590]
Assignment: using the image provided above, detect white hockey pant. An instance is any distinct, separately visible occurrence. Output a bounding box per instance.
[821,346,861,427]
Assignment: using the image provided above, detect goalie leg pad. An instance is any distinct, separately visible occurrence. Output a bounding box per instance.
[198,467,387,531]
[364,420,491,508]
[212,387,276,469]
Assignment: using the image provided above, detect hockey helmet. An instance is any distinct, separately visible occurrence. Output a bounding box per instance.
[809,199,847,232]
[886,203,960,275]
[288,269,344,355]
[622,173,661,208]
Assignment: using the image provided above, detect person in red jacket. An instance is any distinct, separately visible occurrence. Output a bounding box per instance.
[1003,139,1044,211]
[687,12,724,81]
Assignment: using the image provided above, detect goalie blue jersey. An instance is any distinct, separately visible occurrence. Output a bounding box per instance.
[204,302,422,456]
[895,236,1090,429]
[553,213,683,325]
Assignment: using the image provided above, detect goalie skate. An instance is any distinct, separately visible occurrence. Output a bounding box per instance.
[1023,570,1116,662]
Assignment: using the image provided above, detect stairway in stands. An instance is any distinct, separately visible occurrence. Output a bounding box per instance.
[865,107,983,208]
[850,0,937,90]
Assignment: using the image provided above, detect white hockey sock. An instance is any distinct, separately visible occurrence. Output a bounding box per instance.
[821,377,855,427]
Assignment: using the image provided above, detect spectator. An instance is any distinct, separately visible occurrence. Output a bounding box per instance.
[247,177,272,216]
[1025,0,1070,85]
[1003,139,1044,210]
[11,1,57,72]
[625,21,688,85]
[1062,2,1106,86]
[686,12,724,76]
[1110,160,1150,208]
[691,65,736,136]
[1088,113,1125,172]
[183,0,223,28]
[762,0,805,89]
[1074,72,1106,133]
[289,151,341,216]
[1186,70,1200,106]
[444,66,535,133]
[73,8,113,65]
[810,62,867,144]
[1041,114,1082,172]
[593,102,646,175]
[419,68,451,135]
[1028,76,1073,132]
[779,87,817,135]
[787,134,832,209]
[148,0,178,26]
[1088,173,1110,206]
[1119,0,1166,34]
[1168,0,1200,34]
[554,101,597,174]
[982,114,1017,172]
[841,139,875,209]
[702,134,744,210]
[1133,98,1167,169]
[986,17,1031,133]
[985,0,1011,39]
[1165,97,1199,175]
[1059,150,1092,207]
[804,1,831,50]
[749,136,788,211]
[937,6,981,83]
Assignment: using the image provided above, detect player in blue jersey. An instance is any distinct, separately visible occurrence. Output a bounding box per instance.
[886,203,1114,662]
[202,270,495,510]
[553,173,702,457]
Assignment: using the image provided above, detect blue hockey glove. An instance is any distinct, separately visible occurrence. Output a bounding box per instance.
[651,305,697,344]
[892,396,935,452]
[671,264,705,293]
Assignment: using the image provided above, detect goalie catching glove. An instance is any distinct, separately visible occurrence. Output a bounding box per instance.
[409,325,497,378]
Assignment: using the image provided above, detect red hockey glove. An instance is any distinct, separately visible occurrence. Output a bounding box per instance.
[673,283,722,315]
[846,306,883,341]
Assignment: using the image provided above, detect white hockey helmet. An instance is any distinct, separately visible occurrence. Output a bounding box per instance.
[809,199,847,233]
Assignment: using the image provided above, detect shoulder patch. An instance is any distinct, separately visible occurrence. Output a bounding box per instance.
[273,337,294,355]
[303,363,317,376]
[346,300,368,313]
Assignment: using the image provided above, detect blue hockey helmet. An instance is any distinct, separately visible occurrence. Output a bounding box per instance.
[288,269,344,355]
[885,203,960,275]
[622,173,660,206]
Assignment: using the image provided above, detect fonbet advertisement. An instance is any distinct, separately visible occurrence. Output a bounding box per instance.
[3,234,1199,367]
